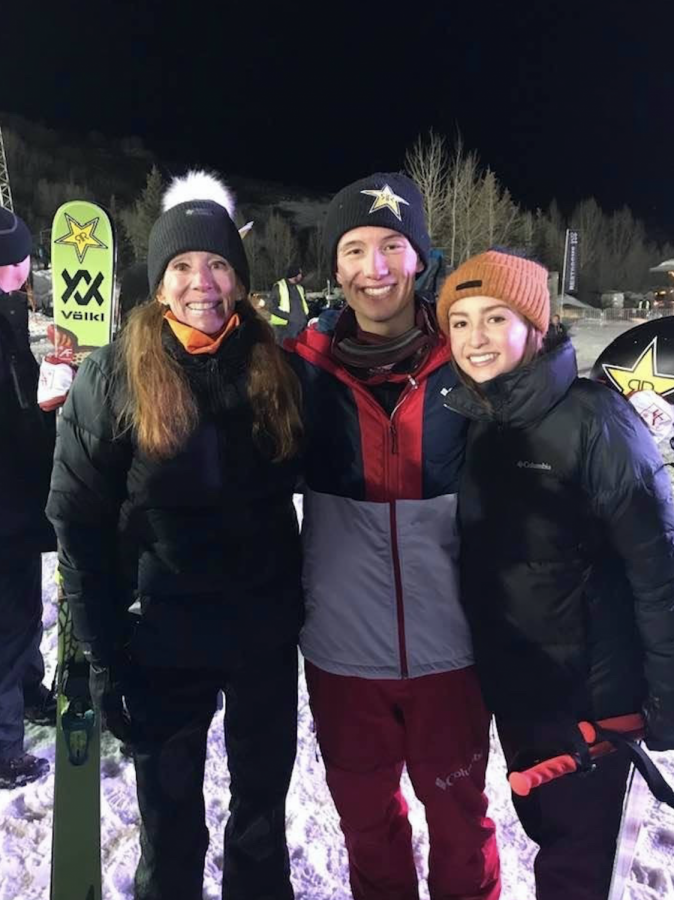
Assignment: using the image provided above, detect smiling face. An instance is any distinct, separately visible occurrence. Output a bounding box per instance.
[447,295,533,383]
[158,251,239,334]
[335,226,423,337]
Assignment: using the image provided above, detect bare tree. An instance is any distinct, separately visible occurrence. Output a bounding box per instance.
[443,133,474,266]
[478,168,520,249]
[305,225,328,290]
[570,197,604,274]
[536,200,566,273]
[405,129,448,245]
[243,228,268,292]
[264,213,298,282]
[517,209,537,255]
[406,130,525,265]
[446,141,483,264]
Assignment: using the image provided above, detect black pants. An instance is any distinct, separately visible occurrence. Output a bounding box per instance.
[498,717,632,900]
[127,643,298,900]
[0,552,44,758]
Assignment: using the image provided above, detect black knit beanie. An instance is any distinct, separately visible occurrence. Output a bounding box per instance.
[323,172,430,274]
[147,199,250,295]
[0,208,32,266]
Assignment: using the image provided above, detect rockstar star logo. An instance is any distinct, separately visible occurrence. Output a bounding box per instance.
[603,337,674,398]
[54,213,108,263]
[360,184,410,221]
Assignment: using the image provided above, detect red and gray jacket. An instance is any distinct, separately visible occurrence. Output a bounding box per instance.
[287,308,473,679]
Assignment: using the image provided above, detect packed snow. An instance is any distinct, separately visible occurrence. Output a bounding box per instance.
[0,315,672,900]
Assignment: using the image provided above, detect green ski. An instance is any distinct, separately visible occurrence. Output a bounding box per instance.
[50,200,116,900]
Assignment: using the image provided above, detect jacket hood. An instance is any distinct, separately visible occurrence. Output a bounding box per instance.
[444,338,578,427]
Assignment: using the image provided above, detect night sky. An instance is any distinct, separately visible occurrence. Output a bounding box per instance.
[3,0,674,235]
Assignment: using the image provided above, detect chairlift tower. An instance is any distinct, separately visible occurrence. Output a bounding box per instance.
[0,124,14,210]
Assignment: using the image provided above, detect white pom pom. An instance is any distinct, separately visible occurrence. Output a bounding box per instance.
[161,170,236,217]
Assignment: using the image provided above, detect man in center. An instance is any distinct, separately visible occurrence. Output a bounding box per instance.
[287,173,500,900]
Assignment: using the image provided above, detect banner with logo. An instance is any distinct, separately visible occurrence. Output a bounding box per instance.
[563,229,580,294]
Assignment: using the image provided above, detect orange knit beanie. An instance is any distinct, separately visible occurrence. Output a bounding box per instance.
[437,250,550,336]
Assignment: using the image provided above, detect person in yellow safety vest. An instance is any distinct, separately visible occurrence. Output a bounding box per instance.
[268,265,309,344]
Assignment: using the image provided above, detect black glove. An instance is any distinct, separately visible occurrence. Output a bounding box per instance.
[88,659,136,745]
[508,714,594,775]
[644,694,674,752]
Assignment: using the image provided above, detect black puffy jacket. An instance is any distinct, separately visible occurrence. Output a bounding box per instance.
[46,314,303,668]
[444,339,674,724]
[0,290,56,560]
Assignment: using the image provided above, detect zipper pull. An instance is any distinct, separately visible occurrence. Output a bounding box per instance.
[408,375,418,390]
[390,421,398,454]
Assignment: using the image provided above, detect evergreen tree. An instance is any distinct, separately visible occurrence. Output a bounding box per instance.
[121,165,164,261]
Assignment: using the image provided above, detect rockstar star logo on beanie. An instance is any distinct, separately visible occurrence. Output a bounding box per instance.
[323,172,431,274]
[360,184,410,221]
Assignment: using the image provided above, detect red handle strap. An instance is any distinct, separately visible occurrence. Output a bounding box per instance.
[508,714,645,798]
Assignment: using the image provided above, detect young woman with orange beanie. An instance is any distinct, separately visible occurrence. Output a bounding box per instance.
[436,249,674,900]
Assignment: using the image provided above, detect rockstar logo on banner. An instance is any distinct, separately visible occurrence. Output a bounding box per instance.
[603,337,674,398]
[360,184,410,221]
[53,213,109,263]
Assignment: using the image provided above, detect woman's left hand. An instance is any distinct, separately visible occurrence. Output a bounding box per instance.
[89,662,136,745]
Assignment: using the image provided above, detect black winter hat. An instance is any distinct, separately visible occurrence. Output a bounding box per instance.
[323,172,430,274]
[147,171,250,295]
[0,207,32,266]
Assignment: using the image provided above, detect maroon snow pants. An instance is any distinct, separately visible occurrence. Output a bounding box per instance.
[305,662,501,900]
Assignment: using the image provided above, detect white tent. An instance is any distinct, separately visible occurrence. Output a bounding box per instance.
[558,293,593,309]
[650,258,674,273]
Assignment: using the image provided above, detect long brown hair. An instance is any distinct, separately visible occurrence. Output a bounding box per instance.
[452,322,544,409]
[114,296,302,461]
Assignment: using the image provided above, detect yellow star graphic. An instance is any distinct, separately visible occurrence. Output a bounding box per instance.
[603,337,674,397]
[54,213,108,263]
[360,184,410,221]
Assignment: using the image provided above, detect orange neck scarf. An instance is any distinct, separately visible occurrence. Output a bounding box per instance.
[164,309,240,355]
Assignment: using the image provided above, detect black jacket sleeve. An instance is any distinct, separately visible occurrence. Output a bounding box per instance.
[583,388,674,730]
[46,351,133,664]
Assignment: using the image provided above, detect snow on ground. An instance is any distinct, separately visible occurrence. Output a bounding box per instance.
[1,315,672,900]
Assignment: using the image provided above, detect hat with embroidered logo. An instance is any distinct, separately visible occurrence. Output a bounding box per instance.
[147,170,250,295]
[437,249,550,336]
[323,172,430,274]
[0,208,32,266]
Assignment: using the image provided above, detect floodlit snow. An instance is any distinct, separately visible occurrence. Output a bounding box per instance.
[0,314,672,899]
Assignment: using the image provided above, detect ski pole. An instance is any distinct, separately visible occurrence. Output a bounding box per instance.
[508,714,645,798]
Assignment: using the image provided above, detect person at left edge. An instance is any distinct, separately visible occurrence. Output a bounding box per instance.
[0,208,55,790]
[46,171,304,900]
